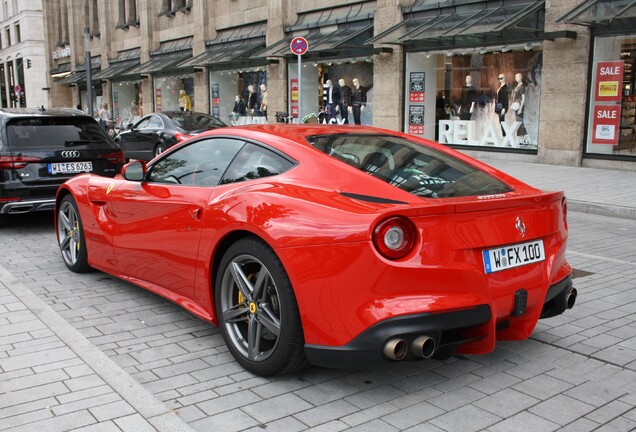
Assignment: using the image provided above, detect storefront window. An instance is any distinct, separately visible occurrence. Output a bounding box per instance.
[405,48,543,150]
[288,61,373,125]
[0,63,7,108]
[210,70,267,125]
[111,80,142,128]
[153,74,193,112]
[585,35,636,157]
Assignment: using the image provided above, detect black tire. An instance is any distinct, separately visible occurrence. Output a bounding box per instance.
[154,143,167,158]
[215,238,307,376]
[56,195,91,273]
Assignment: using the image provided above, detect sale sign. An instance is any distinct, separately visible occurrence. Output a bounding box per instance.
[592,105,621,144]
[595,61,624,102]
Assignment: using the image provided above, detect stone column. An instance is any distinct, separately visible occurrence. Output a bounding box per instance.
[192,0,214,113]
[537,0,591,166]
[372,0,404,131]
[265,0,289,121]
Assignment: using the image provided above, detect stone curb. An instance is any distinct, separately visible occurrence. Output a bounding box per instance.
[0,264,197,432]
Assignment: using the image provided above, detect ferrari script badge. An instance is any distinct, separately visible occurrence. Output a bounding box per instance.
[515,217,526,238]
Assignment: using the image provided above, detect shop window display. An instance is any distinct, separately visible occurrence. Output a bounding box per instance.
[288,62,373,125]
[586,35,636,156]
[154,75,194,112]
[406,49,543,150]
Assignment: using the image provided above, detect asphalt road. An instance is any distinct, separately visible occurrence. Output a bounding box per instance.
[1,210,635,431]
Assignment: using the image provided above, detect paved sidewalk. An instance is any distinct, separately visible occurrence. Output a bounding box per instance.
[480,158,636,220]
[2,158,636,431]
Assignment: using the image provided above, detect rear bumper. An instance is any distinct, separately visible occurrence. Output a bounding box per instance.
[0,198,56,214]
[304,275,575,369]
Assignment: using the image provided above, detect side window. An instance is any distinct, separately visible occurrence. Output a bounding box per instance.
[135,117,151,129]
[221,143,294,185]
[147,138,244,186]
[147,115,163,129]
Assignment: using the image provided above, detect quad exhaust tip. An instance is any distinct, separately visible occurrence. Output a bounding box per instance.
[566,287,577,310]
[383,338,408,361]
[411,335,436,359]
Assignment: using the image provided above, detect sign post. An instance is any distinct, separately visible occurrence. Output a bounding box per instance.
[290,37,308,122]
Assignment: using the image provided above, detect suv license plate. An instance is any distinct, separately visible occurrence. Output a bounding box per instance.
[483,240,545,274]
[49,161,93,174]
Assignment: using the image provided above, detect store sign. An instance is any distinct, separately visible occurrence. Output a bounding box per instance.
[591,105,621,145]
[52,46,71,59]
[211,84,220,105]
[439,120,524,147]
[409,72,425,102]
[595,61,624,102]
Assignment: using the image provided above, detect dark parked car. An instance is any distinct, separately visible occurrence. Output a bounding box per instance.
[0,108,124,225]
[115,111,227,161]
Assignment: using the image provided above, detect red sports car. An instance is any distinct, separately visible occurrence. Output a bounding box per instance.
[55,124,576,376]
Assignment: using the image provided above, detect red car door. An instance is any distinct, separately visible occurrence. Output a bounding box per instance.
[106,180,212,299]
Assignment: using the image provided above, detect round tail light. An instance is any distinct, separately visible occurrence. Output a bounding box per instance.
[373,216,417,260]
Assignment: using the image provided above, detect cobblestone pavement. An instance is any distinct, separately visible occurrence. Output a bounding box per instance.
[1,208,636,431]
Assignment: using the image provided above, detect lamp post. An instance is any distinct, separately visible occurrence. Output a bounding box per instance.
[84,26,93,116]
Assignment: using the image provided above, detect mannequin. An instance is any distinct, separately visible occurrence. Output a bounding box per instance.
[178,90,191,111]
[338,78,352,124]
[350,78,367,125]
[323,79,340,122]
[511,73,527,137]
[495,74,509,136]
[259,83,268,119]
[459,75,476,121]
[231,95,246,123]
[247,85,257,116]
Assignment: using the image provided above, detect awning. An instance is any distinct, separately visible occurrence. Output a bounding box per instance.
[177,38,266,69]
[55,56,101,85]
[177,22,267,69]
[124,51,192,75]
[49,62,71,76]
[556,0,636,29]
[252,2,382,60]
[367,0,547,51]
[92,60,139,80]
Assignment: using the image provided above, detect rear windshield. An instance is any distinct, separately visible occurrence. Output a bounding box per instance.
[308,134,513,198]
[167,113,225,131]
[6,117,112,150]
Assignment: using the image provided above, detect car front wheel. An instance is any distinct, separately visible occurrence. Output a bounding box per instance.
[154,143,166,158]
[215,238,307,376]
[57,195,91,273]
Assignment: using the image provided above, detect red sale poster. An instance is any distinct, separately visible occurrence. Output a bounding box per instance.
[595,61,624,102]
[591,105,621,144]
[290,79,299,118]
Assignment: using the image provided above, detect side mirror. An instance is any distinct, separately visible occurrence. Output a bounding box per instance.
[122,160,147,181]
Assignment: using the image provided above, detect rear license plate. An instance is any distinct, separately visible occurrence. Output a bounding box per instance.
[483,239,545,274]
[48,161,93,175]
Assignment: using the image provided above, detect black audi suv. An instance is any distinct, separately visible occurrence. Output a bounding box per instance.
[0,108,124,224]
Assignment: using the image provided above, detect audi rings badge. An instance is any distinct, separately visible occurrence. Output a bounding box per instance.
[61,150,80,158]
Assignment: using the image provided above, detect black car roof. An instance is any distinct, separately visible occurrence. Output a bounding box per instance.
[0,107,91,118]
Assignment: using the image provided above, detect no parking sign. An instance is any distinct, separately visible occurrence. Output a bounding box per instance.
[290,37,309,121]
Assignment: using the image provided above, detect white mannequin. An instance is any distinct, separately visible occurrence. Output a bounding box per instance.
[352,78,364,112]
[497,74,507,117]
[513,73,525,114]
[460,75,476,117]
[260,83,268,114]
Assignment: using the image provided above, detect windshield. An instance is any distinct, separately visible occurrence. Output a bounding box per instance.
[308,134,513,198]
[168,113,226,131]
[7,117,111,150]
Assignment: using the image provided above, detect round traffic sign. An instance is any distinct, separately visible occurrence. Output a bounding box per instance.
[14,84,21,94]
[290,37,309,56]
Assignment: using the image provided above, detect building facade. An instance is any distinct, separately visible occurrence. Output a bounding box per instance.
[42,0,636,170]
[0,0,47,109]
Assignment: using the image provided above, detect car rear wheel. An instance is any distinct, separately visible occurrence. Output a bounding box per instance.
[57,195,91,273]
[215,238,307,376]
[154,143,167,158]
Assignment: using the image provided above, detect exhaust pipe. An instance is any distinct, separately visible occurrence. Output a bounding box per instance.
[566,287,577,309]
[383,338,408,361]
[411,335,436,359]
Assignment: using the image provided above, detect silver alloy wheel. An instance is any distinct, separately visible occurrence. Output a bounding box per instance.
[219,254,282,362]
[57,200,81,267]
